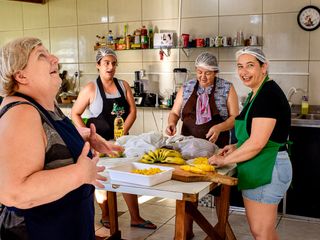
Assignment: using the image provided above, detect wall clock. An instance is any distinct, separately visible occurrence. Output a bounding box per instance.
[297,5,320,31]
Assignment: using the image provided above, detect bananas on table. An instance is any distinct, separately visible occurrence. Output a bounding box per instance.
[180,161,215,175]
[140,148,186,165]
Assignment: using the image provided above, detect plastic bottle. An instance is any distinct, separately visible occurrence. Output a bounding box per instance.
[301,95,309,115]
[114,114,124,140]
[148,28,154,49]
[107,30,114,44]
[112,103,125,140]
[141,26,148,49]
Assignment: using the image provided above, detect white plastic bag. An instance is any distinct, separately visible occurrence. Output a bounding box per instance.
[169,136,219,159]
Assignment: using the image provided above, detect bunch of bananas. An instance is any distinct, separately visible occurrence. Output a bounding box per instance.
[140,148,186,165]
[180,163,215,175]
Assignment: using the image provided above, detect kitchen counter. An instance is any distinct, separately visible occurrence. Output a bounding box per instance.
[58,103,171,110]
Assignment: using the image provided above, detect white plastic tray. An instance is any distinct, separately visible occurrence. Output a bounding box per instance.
[107,162,174,186]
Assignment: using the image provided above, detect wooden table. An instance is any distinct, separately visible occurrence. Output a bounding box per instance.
[99,158,237,240]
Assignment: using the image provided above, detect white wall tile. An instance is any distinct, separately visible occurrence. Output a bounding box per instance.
[23,28,50,50]
[78,24,108,63]
[181,17,218,39]
[0,1,23,31]
[310,30,320,60]
[142,0,179,20]
[263,0,309,14]
[181,0,218,18]
[144,19,179,35]
[180,47,218,62]
[50,26,78,63]
[77,0,108,25]
[219,15,262,41]
[219,0,262,15]
[49,0,77,27]
[108,0,141,23]
[0,31,23,47]
[22,2,49,29]
[142,49,178,62]
[263,13,309,60]
[308,61,320,105]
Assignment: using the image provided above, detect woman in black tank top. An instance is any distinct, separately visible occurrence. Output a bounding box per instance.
[71,47,156,231]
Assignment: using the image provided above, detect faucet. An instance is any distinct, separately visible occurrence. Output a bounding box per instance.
[286,87,307,107]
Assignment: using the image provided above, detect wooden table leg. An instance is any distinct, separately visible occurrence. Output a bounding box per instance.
[175,200,188,240]
[107,191,122,240]
[213,185,236,240]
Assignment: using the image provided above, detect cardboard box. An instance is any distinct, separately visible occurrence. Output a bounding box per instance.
[154,32,174,48]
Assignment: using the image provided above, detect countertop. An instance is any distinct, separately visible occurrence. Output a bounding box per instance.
[58,103,172,110]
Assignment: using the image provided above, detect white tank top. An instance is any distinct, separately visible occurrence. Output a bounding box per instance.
[85,79,126,118]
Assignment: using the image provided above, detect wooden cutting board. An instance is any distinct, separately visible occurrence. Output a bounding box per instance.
[160,164,238,186]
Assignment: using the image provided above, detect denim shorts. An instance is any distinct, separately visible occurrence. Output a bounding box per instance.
[242,151,292,204]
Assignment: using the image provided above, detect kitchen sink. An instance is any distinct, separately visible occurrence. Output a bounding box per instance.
[291,113,320,127]
[291,113,320,120]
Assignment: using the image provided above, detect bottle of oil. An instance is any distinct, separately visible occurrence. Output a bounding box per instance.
[114,114,124,140]
[112,103,125,140]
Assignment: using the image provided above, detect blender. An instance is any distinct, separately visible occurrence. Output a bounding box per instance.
[169,68,188,107]
[133,70,145,105]
[173,68,188,93]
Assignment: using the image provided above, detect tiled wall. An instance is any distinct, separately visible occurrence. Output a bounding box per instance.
[1,0,319,105]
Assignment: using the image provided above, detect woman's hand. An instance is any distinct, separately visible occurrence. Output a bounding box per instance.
[217,144,237,157]
[206,126,220,143]
[208,154,226,167]
[77,142,107,188]
[208,144,237,167]
[166,124,176,136]
[88,124,124,155]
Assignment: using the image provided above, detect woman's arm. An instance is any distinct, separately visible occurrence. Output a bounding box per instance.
[71,82,95,128]
[166,87,183,136]
[122,81,136,135]
[209,117,276,166]
[0,104,104,209]
[206,84,239,142]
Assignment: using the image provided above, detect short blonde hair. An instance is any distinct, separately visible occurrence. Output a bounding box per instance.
[0,37,42,96]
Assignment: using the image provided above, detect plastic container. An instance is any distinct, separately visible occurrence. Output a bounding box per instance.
[141,26,148,49]
[114,115,124,140]
[107,162,174,186]
[301,95,309,115]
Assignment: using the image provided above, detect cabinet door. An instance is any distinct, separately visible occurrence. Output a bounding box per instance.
[144,109,162,133]
[286,126,320,218]
[129,108,144,136]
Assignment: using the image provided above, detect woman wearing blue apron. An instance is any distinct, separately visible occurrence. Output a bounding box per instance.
[0,37,122,240]
[209,47,292,239]
[71,48,156,230]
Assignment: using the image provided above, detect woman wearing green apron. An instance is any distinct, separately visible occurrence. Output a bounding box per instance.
[209,47,292,239]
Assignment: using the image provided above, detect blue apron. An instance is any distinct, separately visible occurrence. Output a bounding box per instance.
[10,92,95,240]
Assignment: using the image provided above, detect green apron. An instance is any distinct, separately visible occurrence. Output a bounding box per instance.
[235,76,284,190]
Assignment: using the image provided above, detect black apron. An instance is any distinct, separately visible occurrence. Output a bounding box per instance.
[181,80,230,148]
[1,92,95,240]
[86,77,130,140]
